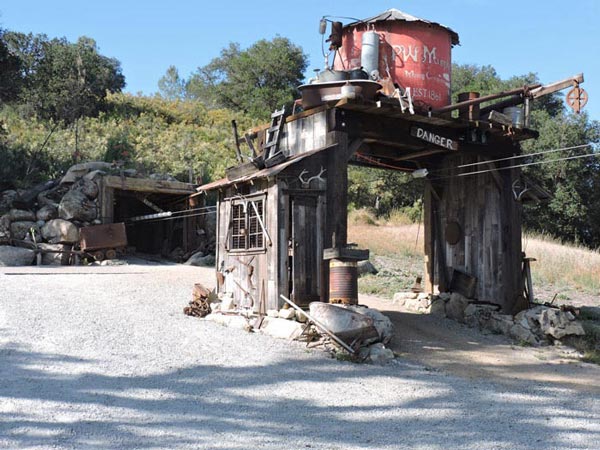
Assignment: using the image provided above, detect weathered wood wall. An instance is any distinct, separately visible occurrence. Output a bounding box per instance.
[424,154,523,313]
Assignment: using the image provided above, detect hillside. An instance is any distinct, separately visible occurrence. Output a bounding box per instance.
[348,211,600,308]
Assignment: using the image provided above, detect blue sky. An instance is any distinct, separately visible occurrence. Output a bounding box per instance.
[2,1,599,119]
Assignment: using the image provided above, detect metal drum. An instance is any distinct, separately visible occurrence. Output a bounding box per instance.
[329,259,358,304]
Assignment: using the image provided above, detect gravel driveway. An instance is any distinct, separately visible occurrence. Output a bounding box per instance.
[1,261,599,449]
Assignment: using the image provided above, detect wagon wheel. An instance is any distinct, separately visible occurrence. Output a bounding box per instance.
[105,249,117,260]
[566,87,588,113]
[92,250,105,261]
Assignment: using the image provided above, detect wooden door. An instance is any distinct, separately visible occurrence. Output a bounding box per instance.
[290,195,321,306]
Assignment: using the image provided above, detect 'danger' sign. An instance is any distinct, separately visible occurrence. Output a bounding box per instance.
[410,126,458,150]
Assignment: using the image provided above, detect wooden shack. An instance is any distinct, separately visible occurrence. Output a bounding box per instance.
[197,9,582,314]
[197,99,540,314]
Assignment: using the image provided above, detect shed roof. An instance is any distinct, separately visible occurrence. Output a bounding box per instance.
[344,8,460,45]
[195,144,336,193]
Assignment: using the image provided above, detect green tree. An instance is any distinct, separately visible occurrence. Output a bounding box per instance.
[158,65,185,100]
[186,37,307,119]
[4,32,125,123]
[0,29,23,102]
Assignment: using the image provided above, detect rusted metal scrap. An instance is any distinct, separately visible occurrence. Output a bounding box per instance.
[184,283,212,318]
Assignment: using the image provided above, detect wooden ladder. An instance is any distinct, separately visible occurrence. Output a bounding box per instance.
[263,107,286,167]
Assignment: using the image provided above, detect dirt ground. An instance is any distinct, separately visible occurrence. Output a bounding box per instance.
[1,260,599,449]
[360,295,600,394]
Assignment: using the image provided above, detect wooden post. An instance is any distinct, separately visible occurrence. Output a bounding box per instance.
[423,182,435,294]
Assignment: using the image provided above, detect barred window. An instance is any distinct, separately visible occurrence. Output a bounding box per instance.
[229,197,265,251]
[248,200,264,250]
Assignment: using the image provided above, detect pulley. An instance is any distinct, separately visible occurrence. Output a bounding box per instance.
[566,86,588,114]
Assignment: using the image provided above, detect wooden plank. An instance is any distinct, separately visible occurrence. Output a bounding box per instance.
[423,182,435,294]
[103,176,195,195]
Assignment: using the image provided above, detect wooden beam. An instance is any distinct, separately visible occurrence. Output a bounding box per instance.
[103,176,195,195]
[423,183,435,294]
[530,73,584,99]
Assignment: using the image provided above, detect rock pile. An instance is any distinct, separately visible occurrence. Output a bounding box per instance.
[394,290,586,346]
[196,293,395,364]
[0,164,110,266]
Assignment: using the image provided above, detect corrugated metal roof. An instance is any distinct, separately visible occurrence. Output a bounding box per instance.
[195,144,337,193]
[345,8,459,45]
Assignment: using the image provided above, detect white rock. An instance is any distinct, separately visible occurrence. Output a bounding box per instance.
[539,308,585,339]
[295,310,309,323]
[509,323,539,346]
[0,245,35,266]
[278,308,296,320]
[267,309,279,318]
[446,292,470,323]
[417,292,430,300]
[61,161,113,184]
[260,317,304,340]
[429,298,446,317]
[393,292,418,305]
[204,313,249,330]
[41,219,79,244]
[366,343,395,364]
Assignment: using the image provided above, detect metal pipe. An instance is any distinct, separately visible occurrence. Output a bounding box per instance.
[432,85,541,114]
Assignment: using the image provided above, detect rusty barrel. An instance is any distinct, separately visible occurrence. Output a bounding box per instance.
[329,259,358,305]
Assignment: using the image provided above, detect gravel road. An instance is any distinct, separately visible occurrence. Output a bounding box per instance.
[1,261,599,449]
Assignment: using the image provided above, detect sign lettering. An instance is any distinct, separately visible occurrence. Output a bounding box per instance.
[410,126,458,151]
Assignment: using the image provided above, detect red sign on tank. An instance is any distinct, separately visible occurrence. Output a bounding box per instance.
[335,22,453,108]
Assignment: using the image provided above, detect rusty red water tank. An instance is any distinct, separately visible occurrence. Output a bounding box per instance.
[333,9,459,109]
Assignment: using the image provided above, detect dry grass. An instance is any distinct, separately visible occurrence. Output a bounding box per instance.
[522,234,600,294]
[348,211,600,301]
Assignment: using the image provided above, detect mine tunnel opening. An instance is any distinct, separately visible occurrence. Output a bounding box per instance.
[113,190,187,256]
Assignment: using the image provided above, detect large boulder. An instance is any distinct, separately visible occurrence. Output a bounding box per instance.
[58,189,97,222]
[429,297,447,317]
[260,317,304,340]
[509,323,539,346]
[0,190,17,214]
[41,219,79,244]
[539,308,585,339]
[362,343,395,364]
[10,221,39,241]
[38,184,70,208]
[0,214,11,242]
[36,205,58,222]
[446,292,471,323]
[184,252,215,267]
[0,245,35,266]
[61,161,113,184]
[8,209,36,222]
[38,243,69,265]
[13,180,57,208]
[76,178,99,200]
